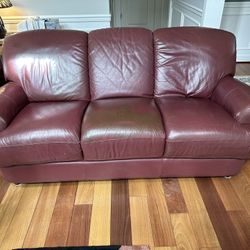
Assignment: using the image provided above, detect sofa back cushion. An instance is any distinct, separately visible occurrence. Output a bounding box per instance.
[154,27,236,98]
[88,28,154,100]
[3,30,90,101]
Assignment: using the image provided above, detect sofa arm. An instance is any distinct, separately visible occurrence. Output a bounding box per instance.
[212,76,250,124]
[0,82,28,131]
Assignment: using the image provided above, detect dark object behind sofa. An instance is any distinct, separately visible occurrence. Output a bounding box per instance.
[0,55,6,86]
[0,27,249,183]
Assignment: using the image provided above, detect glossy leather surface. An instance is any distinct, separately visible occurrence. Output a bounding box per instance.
[3,30,89,101]
[0,83,28,131]
[0,158,244,183]
[157,97,250,158]
[212,76,250,124]
[0,101,88,167]
[89,28,154,100]
[81,97,165,160]
[154,27,236,98]
[0,27,248,183]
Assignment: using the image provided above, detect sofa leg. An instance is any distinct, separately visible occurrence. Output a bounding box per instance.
[15,183,23,187]
[224,176,232,179]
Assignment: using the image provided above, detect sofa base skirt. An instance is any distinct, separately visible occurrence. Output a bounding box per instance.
[0,158,245,183]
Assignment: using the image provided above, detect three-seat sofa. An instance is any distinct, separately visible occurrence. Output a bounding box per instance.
[0,27,249,183]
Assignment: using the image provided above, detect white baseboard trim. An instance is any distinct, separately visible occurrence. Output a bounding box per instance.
[2,14,111,33]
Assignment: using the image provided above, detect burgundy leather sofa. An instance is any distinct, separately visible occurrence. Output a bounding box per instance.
[0,27,249,183]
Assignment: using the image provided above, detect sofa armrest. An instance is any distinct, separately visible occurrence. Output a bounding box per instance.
[212,76,250,124]
[0,82,28,131]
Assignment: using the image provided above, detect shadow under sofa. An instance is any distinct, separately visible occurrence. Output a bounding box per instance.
[0,27,249,183]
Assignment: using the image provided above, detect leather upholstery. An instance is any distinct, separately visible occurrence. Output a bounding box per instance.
[3,30,89,101]
[0,27,249,183]
[81,97,165,160]
[0,101,88,167]
[154,27,236,98]
[157,97,250,159]
[0,83,28,131]
[88,28,154,100]
[212,76,250,124]
[0,158,244,183]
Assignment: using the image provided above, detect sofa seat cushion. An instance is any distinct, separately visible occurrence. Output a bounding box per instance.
[156,97,250,159]
[0,101,88,167]
[81,97,165,160]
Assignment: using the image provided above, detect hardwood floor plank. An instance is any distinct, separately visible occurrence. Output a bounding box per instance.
[171,213,199,250]
[88,181,111,245]
[75,181,94,205]
[0,159,250,249]
[0,184,24,244]
[179,178,206,210]
[212,177,244,211]
[236,63,250,75]
[189,210,220,248]
[0,184,42,250]
[229,171,250,215]
[45,182,77,247]
[228,211,250,250]
[130,196,154,247]
[179,178,219,248]
[0,179,10,203]
[153,247,177,250]
[196,178,245,250]
[67,204,92,246]
[146,179,176,247]
[199,248,221,250]
[23,183,60,248]
[162,178,187,213]
[243,161,250,180]
[129,179,148,197]
[110,180,132,245]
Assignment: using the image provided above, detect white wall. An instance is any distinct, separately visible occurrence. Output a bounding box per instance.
[202,0,225,28]
[221,1,250,62]
[9,0,110,15]
[0,0,111,32]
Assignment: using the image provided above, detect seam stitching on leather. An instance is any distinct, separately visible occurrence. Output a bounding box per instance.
[166,139,248,143]
[0,141,80,148]
[82,136,165,144]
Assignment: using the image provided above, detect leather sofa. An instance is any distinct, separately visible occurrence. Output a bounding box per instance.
[0,27,249,183]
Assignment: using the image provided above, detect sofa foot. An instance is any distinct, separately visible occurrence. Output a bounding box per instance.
[224,176,232,179]
[15,183,23,187]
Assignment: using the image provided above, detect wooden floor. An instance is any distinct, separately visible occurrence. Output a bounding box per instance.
[0,63,249,250]
[236,63,250,75]
[0,161,249,250]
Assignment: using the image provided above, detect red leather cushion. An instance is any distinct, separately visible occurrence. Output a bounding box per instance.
[88,28,154,100]
[154,27,236,98]
[81,98,165,160]
[0,101,88,167]
[3,30,90,101]
[157,97,250,159]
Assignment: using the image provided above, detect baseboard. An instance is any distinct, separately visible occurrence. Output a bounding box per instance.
[2,14,111,33]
